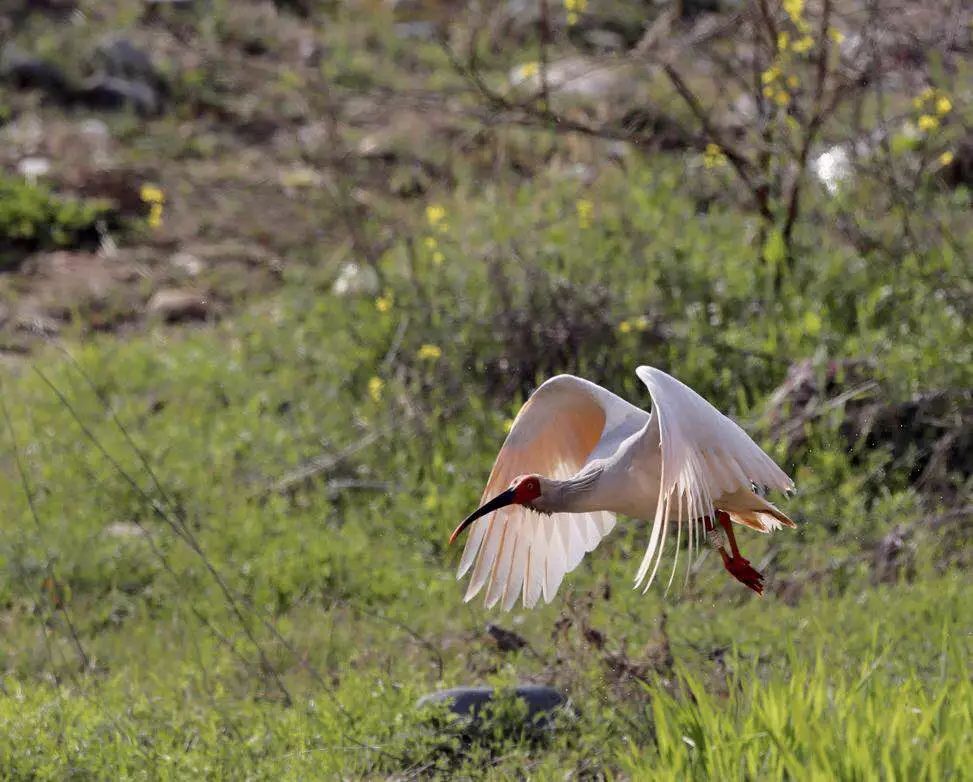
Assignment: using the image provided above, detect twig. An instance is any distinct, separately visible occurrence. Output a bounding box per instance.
[266,430,383,496]
[34,366,294,707]
[0,387,90,673]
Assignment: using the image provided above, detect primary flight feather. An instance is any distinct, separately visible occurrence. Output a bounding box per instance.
[449,366,796,609]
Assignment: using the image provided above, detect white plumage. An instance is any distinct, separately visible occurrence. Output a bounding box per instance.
[453,366,796,610]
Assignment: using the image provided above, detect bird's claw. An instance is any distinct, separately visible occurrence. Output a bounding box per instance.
[724,555,764,596]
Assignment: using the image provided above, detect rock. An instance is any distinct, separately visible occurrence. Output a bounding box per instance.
[75,76,161,116]
[330,262,378,296]
[495,0,651,48]
[95,36,165,91]
[147,288,210,322]
[581,28,628,53]
[169,251,205,277]
[14,308,62,336]
[416,685,567,726]
[0,46,71,98]
[393,21,438,41]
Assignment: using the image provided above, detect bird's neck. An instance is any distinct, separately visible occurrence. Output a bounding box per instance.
[535,470,603,514]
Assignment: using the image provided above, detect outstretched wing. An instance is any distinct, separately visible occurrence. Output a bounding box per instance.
[458,375,644,610]
[633,365,795,592]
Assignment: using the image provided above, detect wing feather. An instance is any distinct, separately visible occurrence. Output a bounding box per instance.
[459,375,635,609]
[633,366,795,592]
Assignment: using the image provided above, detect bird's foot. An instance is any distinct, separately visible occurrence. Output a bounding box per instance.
[722,553,764,596]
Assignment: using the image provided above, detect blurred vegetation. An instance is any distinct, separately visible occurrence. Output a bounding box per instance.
[0,175,115,269]
[0,0,970,778]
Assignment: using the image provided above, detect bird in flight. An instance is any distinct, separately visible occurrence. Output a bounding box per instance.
[449,367,796,610]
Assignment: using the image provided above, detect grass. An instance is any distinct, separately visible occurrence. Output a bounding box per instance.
[1,1,971,778]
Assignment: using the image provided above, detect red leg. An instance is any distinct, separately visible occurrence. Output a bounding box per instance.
[716,510,741,558]
[706,511,765,596]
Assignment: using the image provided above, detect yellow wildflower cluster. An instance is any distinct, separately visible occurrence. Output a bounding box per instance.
[576,199,593,229]
[939,151,954,167]
[762,65,794,106]
[618,315,651,334]
[564,0,587,26]
[375,293,393,313]
[703,143,727,169]
[782,0,803,22]
[417,344,442,360]
[424,235,445,265]
[425,204,449,233]
[913,87,952,134]
[368,376,384,402]
[140,183,165,229]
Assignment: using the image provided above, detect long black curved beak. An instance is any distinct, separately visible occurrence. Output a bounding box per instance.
[449,487,517,545]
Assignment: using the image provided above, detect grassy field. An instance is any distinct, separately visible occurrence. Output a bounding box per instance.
[1,1,971,779]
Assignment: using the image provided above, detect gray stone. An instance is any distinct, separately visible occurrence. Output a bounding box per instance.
[76,76,161,115]
[416,685,567,726]
[147,289,210,322]
[0,46,71,98]
[96,36,165,90]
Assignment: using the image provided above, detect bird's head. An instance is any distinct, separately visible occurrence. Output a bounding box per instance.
[449,474,543,545]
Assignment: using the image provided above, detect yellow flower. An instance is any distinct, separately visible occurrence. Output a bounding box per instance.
[703,142,727,169]
[576,199,594,229]
[762,66,779,85]
[775,90,791,107]
[918,86,935,102]
[634,315,650,332]
[783,0,803,22]
[777,32,790,51]
[918,115,939,132]
[519,61,540,80]
[432,251,445,265]
[827,27,845,44]
[147,203,163,229]
[618,320,632,334]
[564,0,586,19]
[936,96,952,115]
[939,151,954,167]
[417,344,442,360]
[762,85,775,98]
[792,35,814,54]
[424,236,438,250]
[368,376,384,402]
[425,204,446,227]
[787,75,800,89]
[140,184,165,204]
[375,294,393,313]
[503,418,515,433]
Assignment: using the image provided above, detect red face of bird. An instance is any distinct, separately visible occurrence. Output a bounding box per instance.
[448,475,542,545]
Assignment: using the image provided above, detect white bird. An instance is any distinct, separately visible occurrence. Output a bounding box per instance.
[449,366,796,610]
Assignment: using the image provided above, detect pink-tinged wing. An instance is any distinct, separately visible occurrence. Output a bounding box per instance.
[633,366,796,592]
[458,375,628,610]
